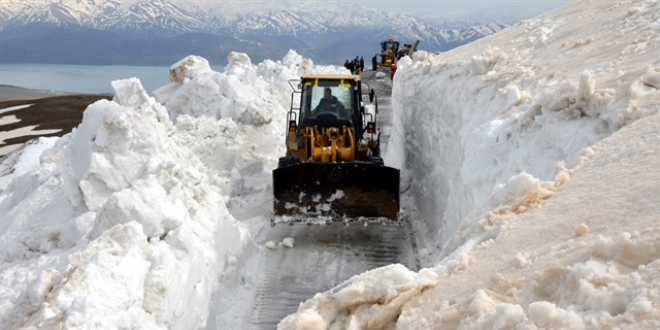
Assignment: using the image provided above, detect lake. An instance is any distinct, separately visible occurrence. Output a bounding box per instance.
[0,63,226,95]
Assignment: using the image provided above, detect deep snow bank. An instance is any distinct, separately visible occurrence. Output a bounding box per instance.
[0,77,245,329]
[0,50,336,329]
[388,0,659,249]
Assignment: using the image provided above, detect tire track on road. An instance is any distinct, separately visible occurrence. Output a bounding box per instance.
[249,221,419,329]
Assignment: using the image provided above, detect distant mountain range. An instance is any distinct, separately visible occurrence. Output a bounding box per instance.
[0,0,514,65]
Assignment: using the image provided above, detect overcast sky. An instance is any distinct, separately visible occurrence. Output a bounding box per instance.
[352,0,572,18]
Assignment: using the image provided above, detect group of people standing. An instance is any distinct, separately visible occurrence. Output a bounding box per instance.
[342,54,395,80]
[344,56,364,75]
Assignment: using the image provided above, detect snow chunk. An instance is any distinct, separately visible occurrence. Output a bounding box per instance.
[575,223,590,237]
[470,48,502,75]
[641,72,659,89]
[281,237,295,248]
[471,55,493,75]
[265,241,277,250]
[278,265,439,329]
[225,52,254,78]
[227,52,252,69]
[577,70,596,102]
[487,172,554,210]
[168,55,212,84]
[528,301,585,329]
[282,49,303,68]
[327,190,345,202]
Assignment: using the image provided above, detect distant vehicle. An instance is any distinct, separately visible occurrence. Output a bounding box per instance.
[272,74,400,225]
[378,38,400,67]
[397,40,420,60]
[378,39,420,67]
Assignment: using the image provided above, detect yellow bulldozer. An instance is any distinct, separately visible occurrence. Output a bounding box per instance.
[378,39,421,67]
[378,38,400,67]
[272,74,400,225]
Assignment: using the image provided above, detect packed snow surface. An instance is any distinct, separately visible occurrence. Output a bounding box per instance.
[0,0,659,329]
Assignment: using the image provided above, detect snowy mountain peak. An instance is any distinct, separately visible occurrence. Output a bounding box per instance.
[0,0,509,64]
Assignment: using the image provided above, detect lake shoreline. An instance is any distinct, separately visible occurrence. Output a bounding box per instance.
[0,63,175,95]
[0,84,95,102]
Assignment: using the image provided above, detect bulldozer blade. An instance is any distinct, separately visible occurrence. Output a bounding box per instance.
[273,162,400,223]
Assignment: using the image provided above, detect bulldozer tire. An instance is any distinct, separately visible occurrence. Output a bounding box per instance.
[363,156,384,166]
[278,156,300,168]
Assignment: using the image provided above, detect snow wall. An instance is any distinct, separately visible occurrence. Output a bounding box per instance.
[385,0,660,254]
[0,51,337,329]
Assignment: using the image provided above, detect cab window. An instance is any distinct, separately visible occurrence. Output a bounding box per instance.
[300,80,355,126]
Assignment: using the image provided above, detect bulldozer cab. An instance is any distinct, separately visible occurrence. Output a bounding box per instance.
[379,39,400,66]
[299,75,362,134]
[381,39,400,55]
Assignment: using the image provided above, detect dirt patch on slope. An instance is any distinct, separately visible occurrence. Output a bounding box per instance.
[0,94,112,147]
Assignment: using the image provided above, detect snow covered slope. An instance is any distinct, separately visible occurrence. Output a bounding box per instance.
[0,0,442,35]
[0,0,518,65]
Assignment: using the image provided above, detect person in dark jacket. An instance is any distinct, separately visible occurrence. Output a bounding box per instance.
[372,54,377,71]
[398,44,411,60]
[314,87,345,114]
[353,56,360,74]
[359,56,364,72]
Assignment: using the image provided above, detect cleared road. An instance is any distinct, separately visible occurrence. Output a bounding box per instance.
[206,67,423,330]
[250,220,420,329]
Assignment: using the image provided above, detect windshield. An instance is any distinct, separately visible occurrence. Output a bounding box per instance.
[300,80,355,128]
[381,40,399,53]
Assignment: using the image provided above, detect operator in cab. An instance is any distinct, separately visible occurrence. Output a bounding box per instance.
[313,87,346,117]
